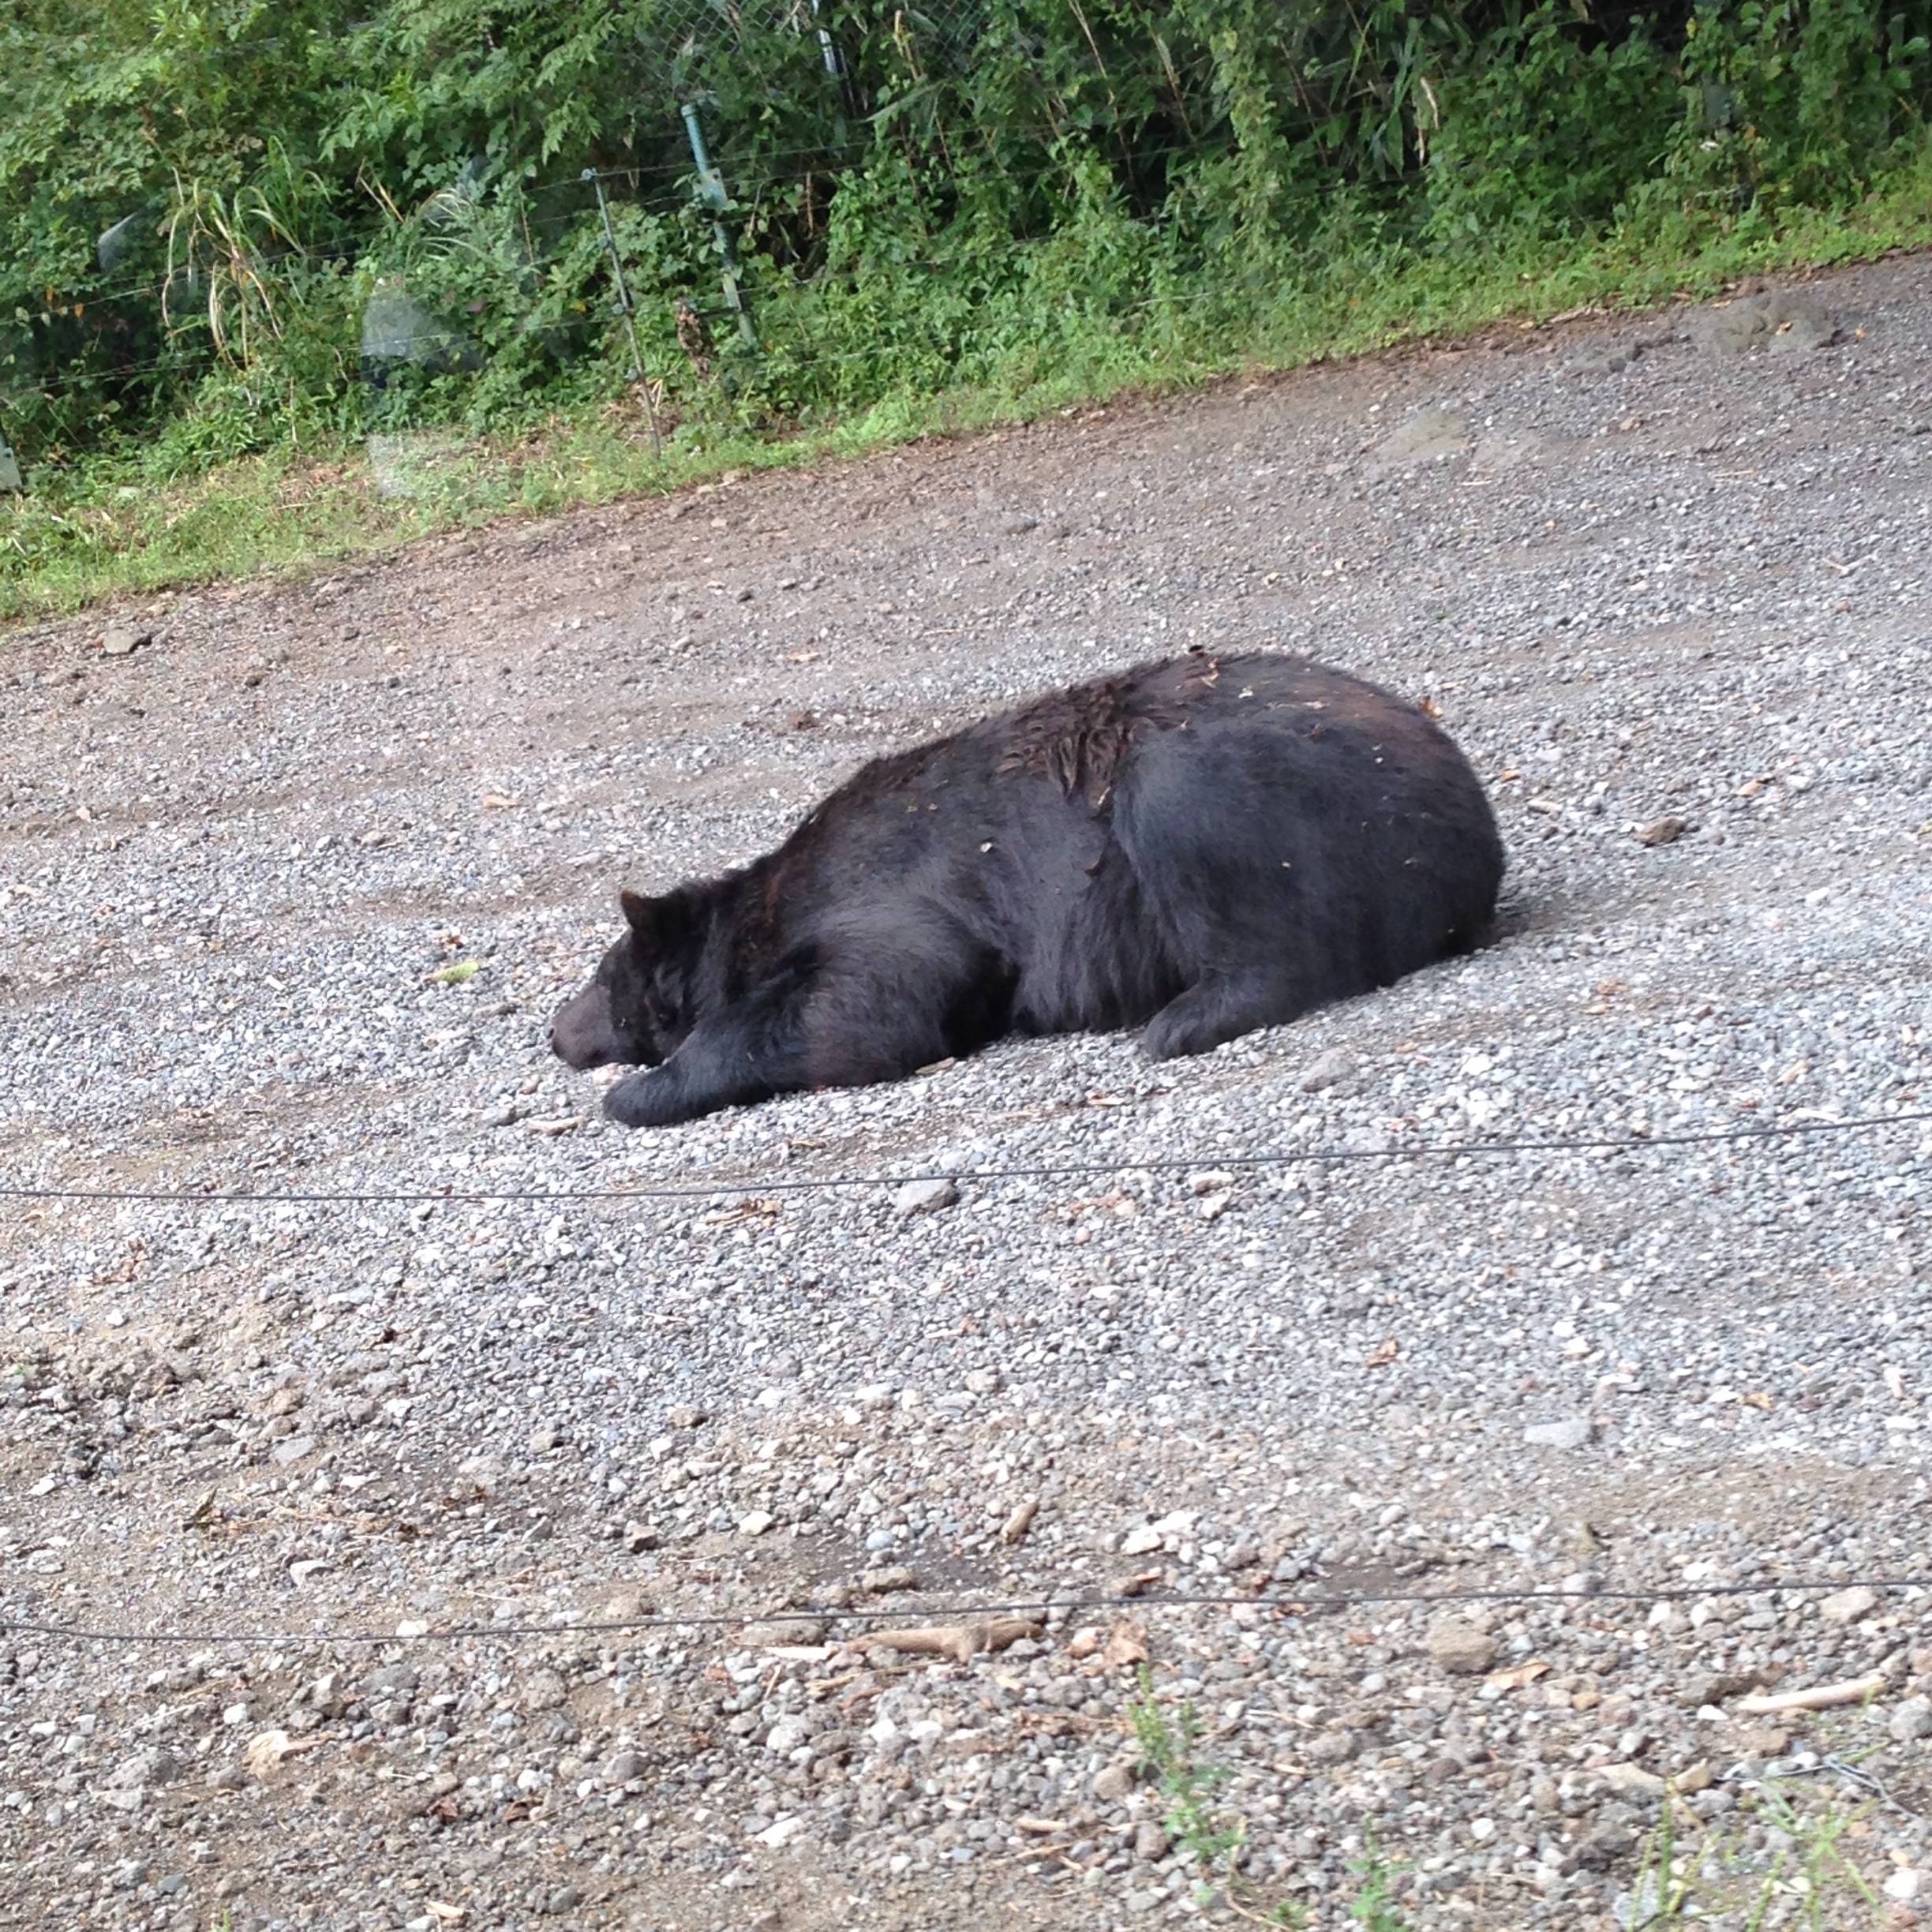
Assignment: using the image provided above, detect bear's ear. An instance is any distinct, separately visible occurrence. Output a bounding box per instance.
[619,888,661,943]
[620,884,698,954]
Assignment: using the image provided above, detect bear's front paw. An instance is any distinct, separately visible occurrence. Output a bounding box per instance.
[604,1071,679,1128]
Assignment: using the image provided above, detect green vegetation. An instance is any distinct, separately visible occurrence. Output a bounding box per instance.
[1128,1663,1246,1879]
[3,1,1930,617]
[1631,1783,1888,1930]
[1125,1666,1413,1926]
[1345,1829,1414,1931]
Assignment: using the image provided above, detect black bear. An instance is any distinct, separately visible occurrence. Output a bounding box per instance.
[550,651,1503,1128]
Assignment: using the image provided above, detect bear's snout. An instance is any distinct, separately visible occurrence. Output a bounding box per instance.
[549,983,624,1070]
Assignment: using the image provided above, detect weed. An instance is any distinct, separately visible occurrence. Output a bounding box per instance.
[1127,1664,1244,1881]
[1627,1784,1885,1930]
[1346,1828,1414,1931]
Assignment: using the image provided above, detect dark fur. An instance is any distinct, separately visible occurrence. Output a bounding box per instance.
[550,651,1504,1128]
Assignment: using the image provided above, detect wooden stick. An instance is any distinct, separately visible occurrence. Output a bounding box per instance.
[1733,1673,1886,1715]
[867,1617,1041,1663]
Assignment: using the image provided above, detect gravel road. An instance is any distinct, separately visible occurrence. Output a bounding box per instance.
[2,256,1929,1932]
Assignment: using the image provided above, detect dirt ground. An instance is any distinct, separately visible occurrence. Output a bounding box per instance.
[2,253,1930,1931]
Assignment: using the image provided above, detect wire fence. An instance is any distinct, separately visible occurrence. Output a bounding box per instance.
[0,36,1477,512]
[2,1105,1927,1210]
[7,1574,1930,1652]
[2,1099,1923,1651]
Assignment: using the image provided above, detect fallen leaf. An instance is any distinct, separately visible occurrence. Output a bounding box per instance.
[1487,1659,1552,1691]
[1741,1391,1775,1412]
[1418,696,1445,719]
[1365,1336,1400,1369]
[481,792,517,810]
[1101,1619,1150,1669]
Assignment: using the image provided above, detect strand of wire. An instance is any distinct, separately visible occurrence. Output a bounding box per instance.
[17,142,1425,335]
[11,264,1401,407]
[6,1574,1929,1650]
[2,1106,1926,1211]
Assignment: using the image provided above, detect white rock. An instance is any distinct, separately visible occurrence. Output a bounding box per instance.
[1425,1621,1497,1676]
[891,1178,958,1217]
[1523,1418,1594,1450]
[1890,1696,1932,1743]
[1818,1585,1878,1625]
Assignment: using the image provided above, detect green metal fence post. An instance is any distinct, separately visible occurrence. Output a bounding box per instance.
[680,100,758,350]
[583,168,665,458]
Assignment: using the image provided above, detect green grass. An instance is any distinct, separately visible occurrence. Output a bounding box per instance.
[6,148,1932,627]
[1125,1665,1413,1928]
[1345,1829,1414,1931]
[1628,1784,1887,1931]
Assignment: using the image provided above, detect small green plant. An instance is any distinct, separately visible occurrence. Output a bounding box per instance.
[1627,1785,1884,1930]
[1346,1826,1414,1931]
[1127,1663,1245,1885]
[432,960,481,986]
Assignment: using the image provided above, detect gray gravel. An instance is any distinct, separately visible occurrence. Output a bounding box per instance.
[2,256,1930,1930]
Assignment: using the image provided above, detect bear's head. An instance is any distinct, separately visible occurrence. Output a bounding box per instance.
[549,887,701,1071]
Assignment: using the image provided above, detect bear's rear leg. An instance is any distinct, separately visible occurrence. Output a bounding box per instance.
[1138,970,1313,1061]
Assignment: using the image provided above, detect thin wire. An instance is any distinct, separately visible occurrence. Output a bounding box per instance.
[5,1574,1928,1649]
[15,141,1415,346]
[1,1107,1926,1211]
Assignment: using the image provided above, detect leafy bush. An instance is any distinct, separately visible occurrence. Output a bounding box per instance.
[2,0,1928,485]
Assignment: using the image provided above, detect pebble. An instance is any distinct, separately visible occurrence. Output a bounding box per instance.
[891,1178,959,1217]
[1523,1419,1594,1449]
[1300,1046,1357,1091]
[1425,1622,1498,1676]
[1818,1585,1878,1624]
[1890,1697,1932,1743]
